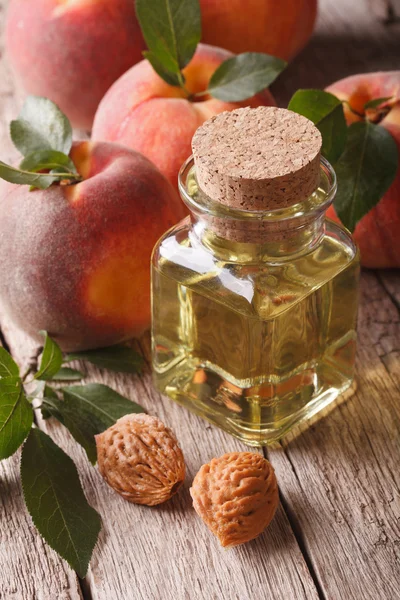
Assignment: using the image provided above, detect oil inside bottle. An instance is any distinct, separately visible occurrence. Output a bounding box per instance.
[151,167,359,445]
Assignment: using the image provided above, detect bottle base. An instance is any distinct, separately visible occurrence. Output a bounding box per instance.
[155,360,354,446]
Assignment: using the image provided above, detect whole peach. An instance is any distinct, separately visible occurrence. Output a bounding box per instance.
[92,44,276,189]
[326,72,400,268]
[6,0,144,130]
[0,142,185,351]
[200,0,318,61]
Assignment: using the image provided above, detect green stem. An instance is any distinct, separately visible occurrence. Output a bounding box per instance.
[56,174,82,181]
[177,71,193,99]
[193,89,210,98]
[22,370,34,384]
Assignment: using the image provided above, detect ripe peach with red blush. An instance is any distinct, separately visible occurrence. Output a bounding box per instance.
[6,0,316,132]
[200,0,317,61]
[0,142,185,350]
[6,0,144,129]
[326,71,400,268]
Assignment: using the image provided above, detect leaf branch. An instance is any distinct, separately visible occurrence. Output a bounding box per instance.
[0,331,145,576]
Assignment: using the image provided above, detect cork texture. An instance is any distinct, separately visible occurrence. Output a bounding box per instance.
[192,106,322,211]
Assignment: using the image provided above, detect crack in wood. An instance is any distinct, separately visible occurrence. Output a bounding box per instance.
[140,336,327,596]
[0,322,11,354]
[264,446,327,600]
[1,0,399,588]
[377,272,400,313]
[79,577,93,600]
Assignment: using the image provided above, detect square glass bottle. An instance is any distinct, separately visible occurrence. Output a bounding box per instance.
[151,107,360,445]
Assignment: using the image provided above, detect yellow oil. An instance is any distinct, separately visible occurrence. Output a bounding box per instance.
[151,218,360,445]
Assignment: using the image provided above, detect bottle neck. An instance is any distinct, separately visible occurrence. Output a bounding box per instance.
[179,156,337,264]
[189,210,326,263]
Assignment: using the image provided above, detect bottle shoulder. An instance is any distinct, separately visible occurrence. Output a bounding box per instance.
[152,217,358,271]
[152,217,360,319]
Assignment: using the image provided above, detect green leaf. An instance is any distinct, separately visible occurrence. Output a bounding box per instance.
[40,385,60,420]
[0,377,33,459]
[46,383,145,464]
[39,399,95,462]
[0,347,19,378]
[61,384,145,424]
[64,345,143,374]
[288,89,348,164]
[20,149,78,175]
[0,160,61,189]
[35,332,63,381]
[10,96,72,157]
[334,121,398,232]
[21,428,101,577]
[364,96,392,110]
[205,53,286,103]
[52,367,84,381]
[143,51,182,86]
[136,0,201,74]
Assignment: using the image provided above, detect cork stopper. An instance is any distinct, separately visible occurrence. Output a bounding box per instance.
[191,106,322,211]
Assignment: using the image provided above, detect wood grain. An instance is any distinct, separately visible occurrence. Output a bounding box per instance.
[364,271,400,391]
[0,328,82,600]
[0,0,400,598]
[0,448,83,600]
[379,270,400,308]
[0,7,314,598]
[269,9,400,596]
[1,321,320,600]
[0,8,83,600]
[267,273,400,600]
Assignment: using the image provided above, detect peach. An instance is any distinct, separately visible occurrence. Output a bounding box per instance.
[6,0,315,130]
[326,72,400,268]
[92,44,276,189]
[200,0,318,61]
[0,142,185,351]
[6,0,144,130]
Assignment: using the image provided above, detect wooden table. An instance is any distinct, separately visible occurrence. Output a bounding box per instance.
[1,0,400,598]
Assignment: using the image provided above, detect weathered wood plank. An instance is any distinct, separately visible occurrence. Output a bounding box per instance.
[5,270,400,600]
[0,8,83,599]
[379,270,400,308]
[1,0,400,597]
[1,320,320,600]
[363,270,400,394]
[0,4,320,596]
[272,0,400,105]
[0,451,83,600]
[270,10,400,596]
[267,272,400,600]
[0,325,82,600]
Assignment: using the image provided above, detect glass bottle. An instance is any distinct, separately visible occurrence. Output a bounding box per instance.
[151,107,360,445]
